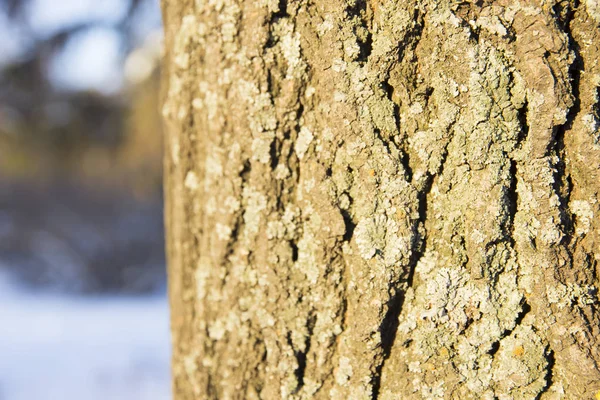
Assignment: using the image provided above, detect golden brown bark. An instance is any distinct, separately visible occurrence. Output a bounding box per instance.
[162,0,600,398]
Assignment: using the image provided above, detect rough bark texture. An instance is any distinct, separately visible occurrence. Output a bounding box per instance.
[162,0,600,398]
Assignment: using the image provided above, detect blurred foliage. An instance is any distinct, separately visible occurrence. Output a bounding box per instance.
[0,0,163,194]
[0,68,163,195]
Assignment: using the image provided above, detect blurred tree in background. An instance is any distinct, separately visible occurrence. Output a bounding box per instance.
[0,0,165,294]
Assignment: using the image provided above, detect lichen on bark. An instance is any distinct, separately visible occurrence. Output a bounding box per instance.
[162,0,600,398]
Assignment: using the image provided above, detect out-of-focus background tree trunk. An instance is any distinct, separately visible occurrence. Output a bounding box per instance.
[163,0,600,398]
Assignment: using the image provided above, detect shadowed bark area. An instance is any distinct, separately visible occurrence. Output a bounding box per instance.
[162,0,600,398]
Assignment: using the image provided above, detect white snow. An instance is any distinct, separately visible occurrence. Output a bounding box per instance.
[0,273,171,400]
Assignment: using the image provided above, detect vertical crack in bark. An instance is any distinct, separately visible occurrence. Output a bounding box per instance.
[218,159,252,289]
[290,239,299,262]
[535,347,556,400]
[291,313,316,394]
[372,173,433,400]
[341,208,356,242]
[270,0,289,22]
[536,3,591,396]
[515,98,530,150]
[551,0,580,250]
[381,75,413,181]
[400,152,414,182]
[345,0,373,63]
[592,78,600,143]
[373,127,393,155]
[506,159,519,248]
[488,299,531,356]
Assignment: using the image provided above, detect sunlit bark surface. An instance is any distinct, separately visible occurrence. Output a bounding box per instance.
[162,0,600,398]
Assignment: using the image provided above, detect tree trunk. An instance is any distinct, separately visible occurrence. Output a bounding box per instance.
[161,0,600,398]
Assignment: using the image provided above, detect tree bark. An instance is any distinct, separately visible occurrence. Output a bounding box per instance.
[161,0,600,398]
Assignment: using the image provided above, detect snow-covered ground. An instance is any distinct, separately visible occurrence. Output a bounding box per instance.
[0,273,171,400]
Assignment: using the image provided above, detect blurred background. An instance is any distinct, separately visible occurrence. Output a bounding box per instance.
[0,0,169,399]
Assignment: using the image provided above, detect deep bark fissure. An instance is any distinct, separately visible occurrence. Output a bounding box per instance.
[373,127,393,155]
[400,152,414,182]
[380,79,400,128]
[488,299,532,356]
[551,6,580,251]
[372,173,433,400]
[515,99,529,150]
[220,160,251,273]
[291,313,316,394]
[271,0,289,22]
[290,240,299,262]
[380,77,413,181]
[593,84,600,144]
[535,347,556,400]
[340,208,356,242]
[345,0,373,63]
[225,174,247,291]
[506,159,519,248]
